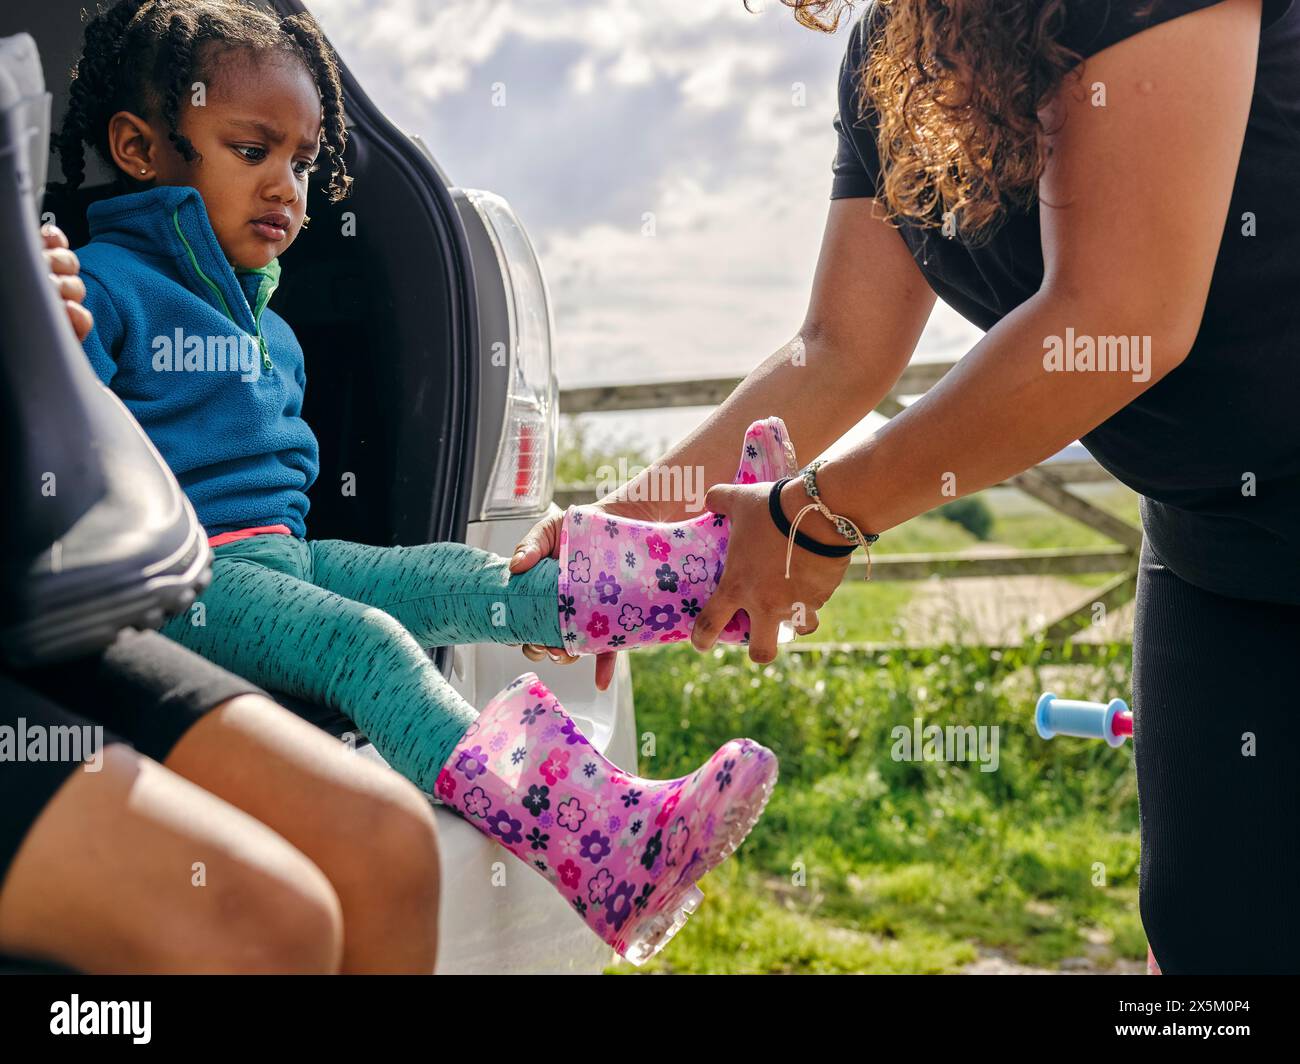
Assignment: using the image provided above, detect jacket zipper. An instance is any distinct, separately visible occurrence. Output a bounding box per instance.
[249,270,278,372]
[171,209,275,372]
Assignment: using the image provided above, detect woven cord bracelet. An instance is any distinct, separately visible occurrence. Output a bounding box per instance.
[780,463,880,580]
[768,478,857,578]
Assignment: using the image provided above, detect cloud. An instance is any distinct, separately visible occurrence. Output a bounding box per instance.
[307,0,983,449]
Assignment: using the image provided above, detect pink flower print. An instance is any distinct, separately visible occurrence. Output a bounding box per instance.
[682,553,709,584]
[737,471,756,484]
[489,731,508,752]
[540,748,571,786]
[558,859,582,890]
[724,610,746,634]
[528,681,550,700]
[585,612,610,639]
[559,834,580,857]
[645,534,670,561]
[587,867,614,903]
[618,604,643,632]
[435,769,457,801]
[557,796,587,832]
[463,786,492,819]
[568,550,591,583]
[655,791,681,827]
[659,631,686,643]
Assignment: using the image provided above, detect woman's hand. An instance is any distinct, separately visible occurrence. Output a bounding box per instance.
[509,496,664,691]
[691,480,851,663]
[41,223,93,342]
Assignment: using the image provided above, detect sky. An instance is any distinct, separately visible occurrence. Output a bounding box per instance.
[306,0,985,452]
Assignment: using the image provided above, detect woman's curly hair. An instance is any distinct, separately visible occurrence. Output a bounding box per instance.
[771,0,1143,247]
[56,0,351,201]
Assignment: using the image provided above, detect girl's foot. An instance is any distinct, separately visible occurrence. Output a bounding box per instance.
[436,673,778,964]
[557,416,798,654]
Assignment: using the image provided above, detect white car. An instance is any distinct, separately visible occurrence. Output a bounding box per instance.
[0,0,637,975]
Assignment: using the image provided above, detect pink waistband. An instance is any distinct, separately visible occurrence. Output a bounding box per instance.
[208,524,293,547]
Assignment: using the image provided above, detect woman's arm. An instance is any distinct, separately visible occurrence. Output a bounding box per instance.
[614,195,937,522]
[693,0,1263,660]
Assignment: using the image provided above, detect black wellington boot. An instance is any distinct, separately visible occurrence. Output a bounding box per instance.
[0,34,210,666]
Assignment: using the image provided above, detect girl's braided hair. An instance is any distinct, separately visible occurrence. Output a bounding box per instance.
[56,0,351,201]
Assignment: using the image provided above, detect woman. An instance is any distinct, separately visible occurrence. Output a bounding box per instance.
[0,226,442,974]
[514,0,1300,973]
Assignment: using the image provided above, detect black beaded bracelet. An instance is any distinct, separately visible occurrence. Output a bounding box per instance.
[768,478,857,559]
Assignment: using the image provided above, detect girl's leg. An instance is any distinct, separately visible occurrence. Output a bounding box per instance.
[309,539,563,649]
[307,416,798,656]
[1132,537,1300,974]
[163,554,479,791]
[0,677,343,974]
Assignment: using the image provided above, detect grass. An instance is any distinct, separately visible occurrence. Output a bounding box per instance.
[608,640,1143,974]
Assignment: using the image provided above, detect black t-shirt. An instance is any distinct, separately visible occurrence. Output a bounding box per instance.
[832,0,1300,605]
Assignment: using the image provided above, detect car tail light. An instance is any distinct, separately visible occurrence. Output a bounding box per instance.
[465,189,558,520]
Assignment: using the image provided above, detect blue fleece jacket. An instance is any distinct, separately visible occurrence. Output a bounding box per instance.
[77,184,319,538]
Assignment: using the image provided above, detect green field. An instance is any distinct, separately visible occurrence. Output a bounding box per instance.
[610,641,1143,974]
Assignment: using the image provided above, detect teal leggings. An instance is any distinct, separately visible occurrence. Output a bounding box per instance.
[161,534,563,791]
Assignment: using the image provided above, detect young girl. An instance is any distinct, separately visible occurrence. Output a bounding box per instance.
[59,0,787,965]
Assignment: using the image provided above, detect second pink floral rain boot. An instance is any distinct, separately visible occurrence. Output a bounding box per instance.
[557,416,799,654]
[436,673,778,964]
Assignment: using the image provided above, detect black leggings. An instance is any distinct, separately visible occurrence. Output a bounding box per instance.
[1133,537,1300,974]
[0,630,261,887]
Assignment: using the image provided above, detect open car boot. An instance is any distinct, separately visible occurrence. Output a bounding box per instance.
[0,33,209,666]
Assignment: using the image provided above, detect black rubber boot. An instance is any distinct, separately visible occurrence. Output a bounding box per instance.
[0,34,210,666]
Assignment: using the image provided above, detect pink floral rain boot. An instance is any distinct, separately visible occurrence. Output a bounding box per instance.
[557,416,799,654]
[436,673,778,964]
